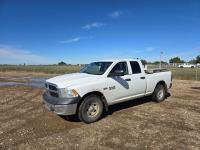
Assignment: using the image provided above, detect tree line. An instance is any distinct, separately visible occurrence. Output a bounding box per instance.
[58,55,200,66]
[169,55,200,64]
[140,55,200,65]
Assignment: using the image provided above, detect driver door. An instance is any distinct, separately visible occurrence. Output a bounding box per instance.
[105,61,133,103]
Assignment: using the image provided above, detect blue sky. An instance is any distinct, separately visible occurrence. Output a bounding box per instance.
[0,0,200,64]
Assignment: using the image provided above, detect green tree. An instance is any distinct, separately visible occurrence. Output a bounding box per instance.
[58,61,67,65]
[152,61,160,65]
[152,61,168,65]
[141,59,147,66]
[169,57,185,63]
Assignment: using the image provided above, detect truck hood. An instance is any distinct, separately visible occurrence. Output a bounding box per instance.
[46,73,100,88]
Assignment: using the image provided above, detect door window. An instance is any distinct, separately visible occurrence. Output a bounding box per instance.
[110,62,128,75]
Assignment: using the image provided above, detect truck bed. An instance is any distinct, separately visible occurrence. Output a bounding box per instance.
[145,70,172,94]
[145,68,169,74]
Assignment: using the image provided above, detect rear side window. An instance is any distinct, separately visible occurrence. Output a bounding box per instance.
[130,61,141,74]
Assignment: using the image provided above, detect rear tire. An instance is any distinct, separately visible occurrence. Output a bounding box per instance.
[78,95,103,123]
[152,84,166,103]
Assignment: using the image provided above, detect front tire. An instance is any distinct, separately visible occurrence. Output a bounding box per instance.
[78,95,103,123]
[152,84,166,103]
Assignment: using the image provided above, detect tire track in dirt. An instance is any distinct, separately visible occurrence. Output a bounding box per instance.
[0,88,45,137]
[0,87,35,105]
[0,101,42,122]
[0,112,83,149]
[0,88,43,113]
[0,85,83,149]
[0,112,44,139]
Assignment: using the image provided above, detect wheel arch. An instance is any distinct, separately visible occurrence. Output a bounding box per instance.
[77,91,109,113]
[155,80,167,92]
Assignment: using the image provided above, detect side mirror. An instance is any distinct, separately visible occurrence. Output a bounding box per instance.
[109,69,124,77]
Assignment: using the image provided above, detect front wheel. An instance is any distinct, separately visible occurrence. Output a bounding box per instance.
[78,95,103,123]
[152,84,166,103]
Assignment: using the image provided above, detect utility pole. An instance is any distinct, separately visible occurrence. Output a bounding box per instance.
[160,51,163,68]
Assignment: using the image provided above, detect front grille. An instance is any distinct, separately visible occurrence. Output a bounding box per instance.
[49,84,57,91]
[49,92,59,98]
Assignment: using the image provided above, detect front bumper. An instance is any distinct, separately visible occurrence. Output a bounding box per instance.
[42,91,80,115]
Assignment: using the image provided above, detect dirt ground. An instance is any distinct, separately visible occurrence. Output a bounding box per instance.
[0,73,200,150]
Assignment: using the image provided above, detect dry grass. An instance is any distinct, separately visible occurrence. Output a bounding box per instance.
[170,68,200,81]
[0,65,81,74]
[1,65,200,81]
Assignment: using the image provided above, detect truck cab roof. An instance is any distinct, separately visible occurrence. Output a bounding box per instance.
[99,59,139,62]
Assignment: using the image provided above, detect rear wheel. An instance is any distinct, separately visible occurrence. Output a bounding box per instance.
[152,84,166,103]
[78,95,103,123]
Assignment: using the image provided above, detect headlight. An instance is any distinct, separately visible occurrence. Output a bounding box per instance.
[60,88,79,98]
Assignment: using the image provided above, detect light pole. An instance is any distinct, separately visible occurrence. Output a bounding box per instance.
[160,51,163,68]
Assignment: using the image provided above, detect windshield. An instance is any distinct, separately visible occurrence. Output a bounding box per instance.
[81,62,113,75]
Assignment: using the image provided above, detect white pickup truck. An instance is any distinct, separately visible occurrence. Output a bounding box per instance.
[43,59,172,123]
[178,63,196,68]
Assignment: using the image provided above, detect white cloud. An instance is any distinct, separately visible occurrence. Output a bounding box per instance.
[59,37,80,44]
[0,45,47,64]
[109,11,123,18]
[82,22,107,30]
[145,47,155,52]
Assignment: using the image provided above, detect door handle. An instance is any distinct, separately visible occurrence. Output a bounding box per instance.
[125,78,131,81]
[140,77,145,79]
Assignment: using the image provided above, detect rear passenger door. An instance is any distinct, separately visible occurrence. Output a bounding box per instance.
[129,61,146,97]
